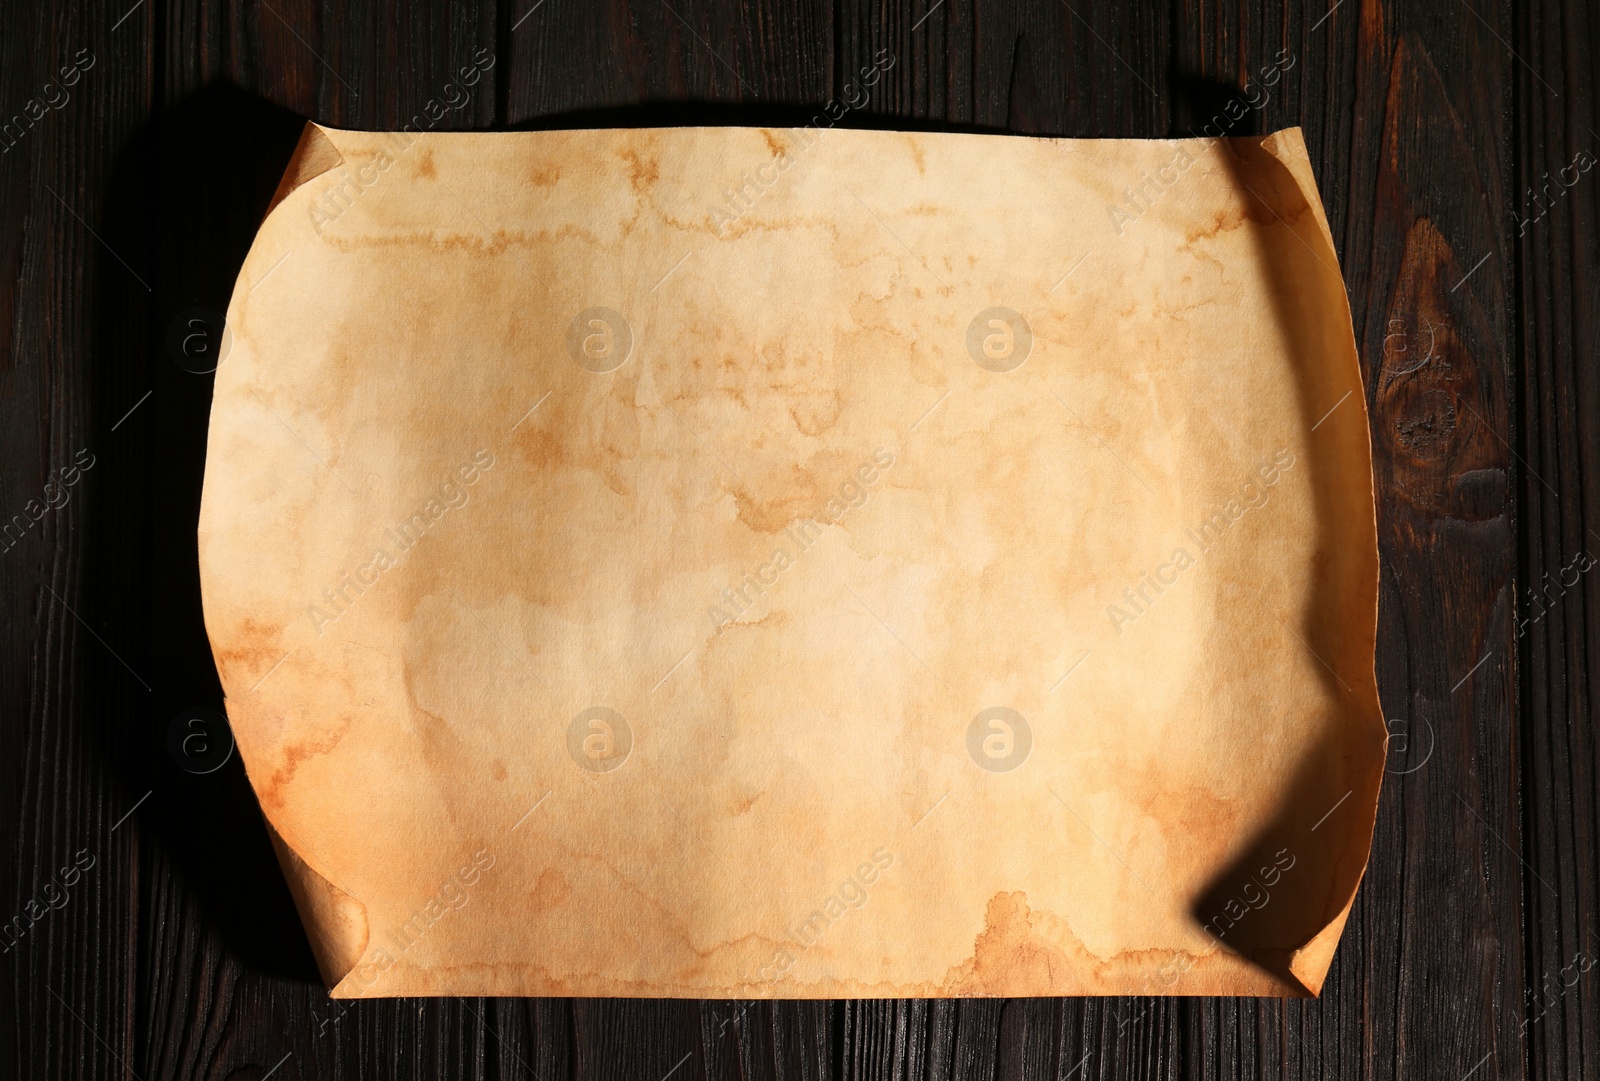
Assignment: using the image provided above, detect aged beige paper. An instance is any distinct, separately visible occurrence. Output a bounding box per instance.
[199,122,1385,998]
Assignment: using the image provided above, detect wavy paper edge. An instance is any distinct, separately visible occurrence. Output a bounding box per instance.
[217,123,1387,999]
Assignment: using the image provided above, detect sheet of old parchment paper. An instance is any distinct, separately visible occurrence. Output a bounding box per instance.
[198,123,1385,998]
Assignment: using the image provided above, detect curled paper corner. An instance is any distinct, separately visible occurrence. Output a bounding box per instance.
[1288,894,1358,996]
[263,816,369,989]
[1257,127,1337,246]
[203,124,1387,998]
[264,122,344,219]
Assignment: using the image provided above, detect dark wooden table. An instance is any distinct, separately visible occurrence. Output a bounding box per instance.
[3,0,1595,1077]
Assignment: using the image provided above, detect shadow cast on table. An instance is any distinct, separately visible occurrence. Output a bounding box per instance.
[87,81,317,982]
[76,83,1030,993]
[76,82,1030,994]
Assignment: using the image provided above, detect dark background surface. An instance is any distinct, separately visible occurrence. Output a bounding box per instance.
[1,0,1596,1077]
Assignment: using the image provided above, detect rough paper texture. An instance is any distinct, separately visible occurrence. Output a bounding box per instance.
[199,123,1385,998]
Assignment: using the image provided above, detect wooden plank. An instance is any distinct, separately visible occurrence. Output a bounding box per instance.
[114,3,500,1079]
[1347,13,1527,1081]
[1512,2,1600,1081]
[1,1,154,1078]
[1166,1,1526,1079]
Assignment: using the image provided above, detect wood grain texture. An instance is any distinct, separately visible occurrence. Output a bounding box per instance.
[1514,2,1600,1081]
[1,0,1588,1076]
